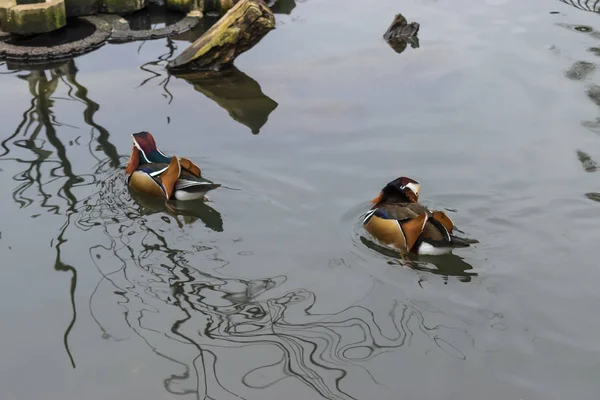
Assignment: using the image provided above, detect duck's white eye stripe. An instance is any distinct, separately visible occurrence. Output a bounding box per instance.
[406,182,419,195]
[133,138,149,162]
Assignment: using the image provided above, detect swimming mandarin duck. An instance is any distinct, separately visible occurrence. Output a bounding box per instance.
[125,131,220,201]
[363,177,478,255]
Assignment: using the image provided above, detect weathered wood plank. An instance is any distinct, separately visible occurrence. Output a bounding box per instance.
[167,0,275,72]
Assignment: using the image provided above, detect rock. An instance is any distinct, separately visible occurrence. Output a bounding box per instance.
[166,0,202,13]
[203,0,238,13]
[102,0,146,14]
[167,0,275,72]
[383,13,420,54]
[270,0,294,14]
[0,0,67,35]
[215,0,236,13]
[0,28,9,41]
[0,16,110,62]
[64,0,101,17]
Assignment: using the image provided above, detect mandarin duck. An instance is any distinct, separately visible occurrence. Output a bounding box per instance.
[363,177,478,255]
[125,131,220,201]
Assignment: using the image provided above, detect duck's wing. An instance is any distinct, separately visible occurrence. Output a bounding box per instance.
[128,158,180,199]
[364,204,428,252]
[430,210,455,233]
[176,169,220,189]
[179,157,201,177]
[421,209,478,247]
[157,157,181,199]
[401,204,460,244]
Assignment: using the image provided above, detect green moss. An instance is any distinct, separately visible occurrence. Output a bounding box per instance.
[166,0,196,13]
[192,26,239,58]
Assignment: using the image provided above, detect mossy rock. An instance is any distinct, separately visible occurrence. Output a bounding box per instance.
[0,0,18,26]
[16,0,45,5]
[1,0,67,35]
[64,0,101,17]
[216,0,236,13]
[166,0,202,13]
[203,0,238,13]
[102,0,146,14]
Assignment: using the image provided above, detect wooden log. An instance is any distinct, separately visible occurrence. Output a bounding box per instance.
[167,0,275,73]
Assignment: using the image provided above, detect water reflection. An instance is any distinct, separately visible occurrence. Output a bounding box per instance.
[131,8,278,131]
[70,171,479,399]
[174,67,279,134]
[565,60,596,81]
[129,188,224,231]
[585,192,600,201]
[359,236,477,284]
[0,58,123,367]
[559,0,600,13]
[557,21,600,203]
[137,38,178,104]
[577,150,600,202]
[124,2,186,31]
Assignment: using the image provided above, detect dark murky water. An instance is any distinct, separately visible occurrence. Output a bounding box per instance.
[1,0,600,399]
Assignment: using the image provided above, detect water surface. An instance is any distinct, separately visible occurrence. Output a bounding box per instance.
[1,0,600,399]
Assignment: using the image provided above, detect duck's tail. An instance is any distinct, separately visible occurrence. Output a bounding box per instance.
[173,180,221,201]
[449,235,479,247]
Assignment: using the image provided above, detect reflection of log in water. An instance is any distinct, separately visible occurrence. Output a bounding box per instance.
[175,67,278,134]
[0,59,123,367]
[123,2,186,31]
[75,174,479,399]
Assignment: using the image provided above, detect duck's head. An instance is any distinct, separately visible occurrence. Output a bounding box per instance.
[371,176,420,206]
[132,131,171,163]
[132,131,157,160]
[126,131,170,175]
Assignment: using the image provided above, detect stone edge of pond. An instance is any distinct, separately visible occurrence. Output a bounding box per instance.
[0,15,110,61]
[0,29,9,42]
[0,11,202,62]
[106,13,202,44]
